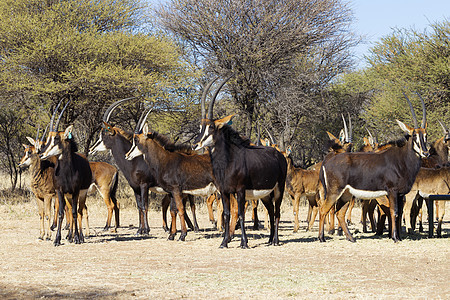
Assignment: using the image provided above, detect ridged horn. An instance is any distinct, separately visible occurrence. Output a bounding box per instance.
[438,120,448,134]
[55,99,72,131]
[207,73,234,120]
[103,96,138,123]
[403,92,419,129]
[347,112,352,143]
[135,107,153,134]
[341,114,349,143]
[201,77,219,119]
[415,92,427,128]
[49,99,64,132]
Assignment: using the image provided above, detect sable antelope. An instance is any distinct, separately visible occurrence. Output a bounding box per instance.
[18,133,57,240]
[319,92,429,242]
[125,115,217,241]
[193,76,287,248]
[404,167,449,237]
[40,100,93,246]
[90,99,189,234]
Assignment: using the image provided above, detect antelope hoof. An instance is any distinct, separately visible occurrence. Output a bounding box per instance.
[194,226,200,233]
[163,226,169,233]
[328,229,335,235]
[103,225,110,231]
[53,240,61,247]
[337,227,343,236]
[168,233,176,240]
[252,224,259,231]
[50,224,56,231]
[219,242,228,249]
[179,232,187,241]
[347,236,356,243]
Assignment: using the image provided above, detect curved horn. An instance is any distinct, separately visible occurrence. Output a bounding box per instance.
[415,92,427,128]
[40,124,49,142]
[438,120,448,134]
[201,77,219,119]
[135,107,153,134]
[103,96,138,122]
[347,112,352,143]
[403,92,418,129]
[49,99,64,131]
[207,73,234,120]
[341,114,349,143]
[55,99,72,131]
[35,124,40,142]
[265,128,276,145]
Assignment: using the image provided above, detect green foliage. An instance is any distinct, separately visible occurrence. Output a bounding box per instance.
[334,20,450,144]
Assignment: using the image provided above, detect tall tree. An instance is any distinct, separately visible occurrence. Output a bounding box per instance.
[158,0,356,139]
[0,0,192,156]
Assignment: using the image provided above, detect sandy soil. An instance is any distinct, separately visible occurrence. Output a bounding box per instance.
[0,199,449,299]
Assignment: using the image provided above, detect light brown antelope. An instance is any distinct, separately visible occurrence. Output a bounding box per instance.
[403,120,450,235]
[319,93,429,242]
[283,146,321,232]
[18,135,57,240]
[193,75,287,248]
[404,167,449,237]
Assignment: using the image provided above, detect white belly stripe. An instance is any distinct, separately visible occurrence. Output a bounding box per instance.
[345,185,387,200]
[183,182,217,196]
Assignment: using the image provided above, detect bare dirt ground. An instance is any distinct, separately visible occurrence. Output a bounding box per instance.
[0,198,449,299]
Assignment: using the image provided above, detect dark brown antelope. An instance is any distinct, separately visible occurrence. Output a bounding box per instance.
[40,100,93,246]
[125,117,217,241]
[193,76,287,248]
[319,93,429,242]
[125,119,216,241]
[90,98,200,234]
[18,134,57,240]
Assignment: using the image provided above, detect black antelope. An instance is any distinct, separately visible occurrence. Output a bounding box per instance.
[193,76,287,248]
[19,135,57,240]
[40,101,93,246]
[125,113,217,241]
[319,93,429,242]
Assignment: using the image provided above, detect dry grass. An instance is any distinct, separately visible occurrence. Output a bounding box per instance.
[0,186,449,299]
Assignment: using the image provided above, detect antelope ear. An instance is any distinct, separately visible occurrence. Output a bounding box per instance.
[26,136,36,145]
[64,125,74,140]
[396,120,413,135]
[326,131,339,142]
[214,114,236,129]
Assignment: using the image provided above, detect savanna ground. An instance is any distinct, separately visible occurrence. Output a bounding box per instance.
[0,177,449,299]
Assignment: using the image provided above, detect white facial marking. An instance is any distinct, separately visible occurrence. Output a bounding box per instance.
[41,136,61,159]
[125,139,143,160]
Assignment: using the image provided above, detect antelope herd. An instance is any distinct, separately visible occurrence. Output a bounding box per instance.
[18,76,449,247]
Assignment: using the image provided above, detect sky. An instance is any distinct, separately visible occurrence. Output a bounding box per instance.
[149,0,450,69]
[351,0,449,68]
